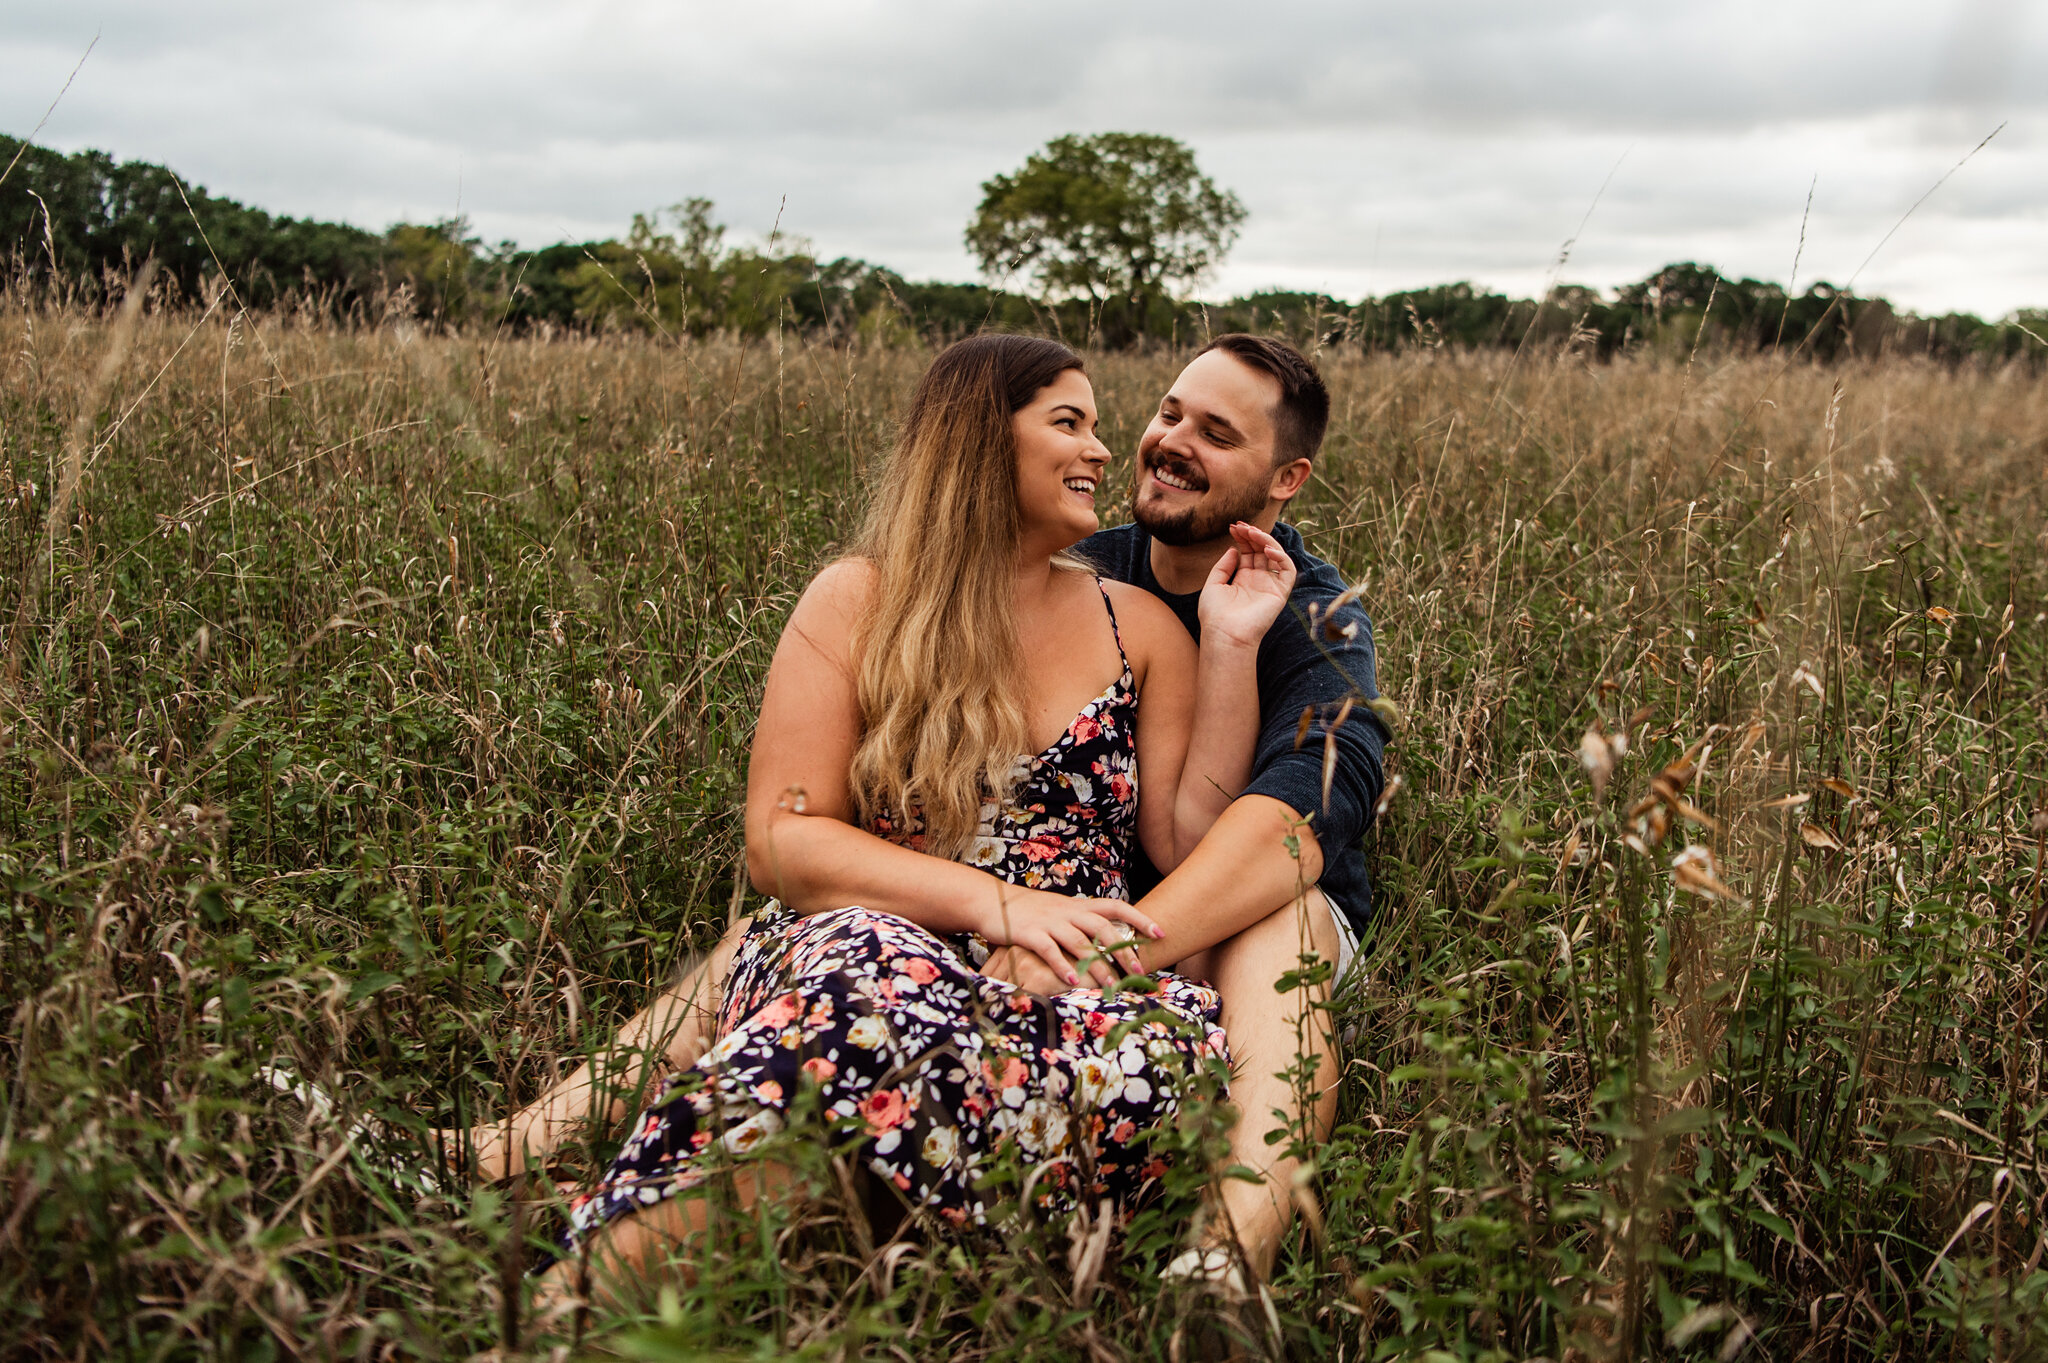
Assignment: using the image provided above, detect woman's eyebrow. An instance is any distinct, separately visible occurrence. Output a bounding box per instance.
[1049,403,1092,420]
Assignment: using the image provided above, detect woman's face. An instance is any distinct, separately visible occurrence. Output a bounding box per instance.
[1012,368,1112,553]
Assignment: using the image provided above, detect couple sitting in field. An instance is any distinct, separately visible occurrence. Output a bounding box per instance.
[454,332,1388,1302]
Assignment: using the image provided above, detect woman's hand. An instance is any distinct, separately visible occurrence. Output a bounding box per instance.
[980,889,1161,989]
[1197,521,1297,651]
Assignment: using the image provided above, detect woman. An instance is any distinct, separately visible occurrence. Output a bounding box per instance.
[529,334,1295,1294]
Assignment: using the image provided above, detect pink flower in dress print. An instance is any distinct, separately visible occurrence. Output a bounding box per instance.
[902,956,939,985]
[1070,714,1102,742]
[755,993,799,1029]
[800,1056,837,1083]
[1018,837,1061,863]
[860,1088,910,1133]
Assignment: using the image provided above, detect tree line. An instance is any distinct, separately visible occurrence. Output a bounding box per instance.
[3,131,2041,365]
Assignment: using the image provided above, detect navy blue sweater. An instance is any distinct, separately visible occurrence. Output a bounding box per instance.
[1078,522,1389,939]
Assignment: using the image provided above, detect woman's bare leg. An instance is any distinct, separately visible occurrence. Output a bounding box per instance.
[455,919,752,1181]
[529,1161,795,1322]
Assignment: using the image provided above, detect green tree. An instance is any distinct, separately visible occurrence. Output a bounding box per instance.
[569,198,728,333]
[966,132,1246,346]
[0,134,385,309]
[384,217,482,324]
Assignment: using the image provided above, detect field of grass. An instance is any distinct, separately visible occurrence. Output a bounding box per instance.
[2,290,2045,1360]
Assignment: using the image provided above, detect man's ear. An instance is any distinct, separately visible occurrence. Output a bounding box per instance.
[1267,457,1313,504]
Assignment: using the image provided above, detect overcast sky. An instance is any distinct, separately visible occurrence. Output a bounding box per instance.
[5,1,2044,315]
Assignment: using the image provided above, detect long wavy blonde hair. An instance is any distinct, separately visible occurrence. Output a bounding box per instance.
[846,334,1086,860]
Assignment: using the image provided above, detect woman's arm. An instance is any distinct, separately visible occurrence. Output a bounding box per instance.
[746,561,1159,986]
[1169,523,1297,861]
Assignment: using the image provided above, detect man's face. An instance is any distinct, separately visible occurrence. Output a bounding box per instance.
[1132,350,1287,548]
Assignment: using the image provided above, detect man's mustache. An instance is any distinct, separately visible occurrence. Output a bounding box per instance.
[1141,450,1210,491]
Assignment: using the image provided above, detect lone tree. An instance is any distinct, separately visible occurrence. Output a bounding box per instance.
[967,132,1246,346]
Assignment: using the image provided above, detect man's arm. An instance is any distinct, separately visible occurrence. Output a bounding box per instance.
[1138,793,1324,969]
[982,793,1320,991]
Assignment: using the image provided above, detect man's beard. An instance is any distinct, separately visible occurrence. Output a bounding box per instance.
[1133,453,1272,548]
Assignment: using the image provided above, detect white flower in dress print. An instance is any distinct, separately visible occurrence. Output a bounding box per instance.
[702,1028,750,1068]
[921,1124,960,1169]
[846,1014,890,1049]
[721,1106,784,1155]
[1064,774,1092,806]
[1014,1097,1071,1156]
[966,837,1005,868]
[1073,1054,1124,1108]
[1116,1039,1154,1105]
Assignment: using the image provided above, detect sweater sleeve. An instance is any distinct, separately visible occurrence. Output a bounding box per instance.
[1239,597,1389,855]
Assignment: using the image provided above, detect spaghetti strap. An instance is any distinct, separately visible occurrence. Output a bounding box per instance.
[1093,576,1131,672]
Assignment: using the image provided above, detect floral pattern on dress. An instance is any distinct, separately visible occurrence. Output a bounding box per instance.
[564,580,1226,1250]
[869,661,1138,904]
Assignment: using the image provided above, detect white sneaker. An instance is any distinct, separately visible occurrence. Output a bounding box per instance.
[258,1064,449,1196]
[1162,1245,1248,1298]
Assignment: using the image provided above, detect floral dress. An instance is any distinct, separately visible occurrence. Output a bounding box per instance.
[564,582,1228,1248]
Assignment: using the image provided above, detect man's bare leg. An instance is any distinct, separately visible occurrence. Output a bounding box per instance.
[1203,888,1341,1280]
[455,918,752,1181]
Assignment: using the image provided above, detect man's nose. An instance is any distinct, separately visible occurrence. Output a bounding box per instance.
[1153,421,1197,459]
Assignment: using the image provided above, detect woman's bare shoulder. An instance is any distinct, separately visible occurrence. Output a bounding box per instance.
[804,555,875,605]
[1096,578,1194,668]
[779,557,875,663]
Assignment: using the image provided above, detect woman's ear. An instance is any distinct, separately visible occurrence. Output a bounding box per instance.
[1267,457,1313,503]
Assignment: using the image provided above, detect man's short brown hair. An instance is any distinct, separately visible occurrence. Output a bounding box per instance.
[1197,333,1330,466]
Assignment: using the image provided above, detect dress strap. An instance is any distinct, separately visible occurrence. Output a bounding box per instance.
[1093,577,1131,673]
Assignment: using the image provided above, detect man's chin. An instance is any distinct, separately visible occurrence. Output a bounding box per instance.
[1134,502,1222,548]
[1135,491,1272,549]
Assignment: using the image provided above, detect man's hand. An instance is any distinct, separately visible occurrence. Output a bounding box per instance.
[1197,521,1298,651]
[980,889,1160,988]
[980,945,1074,995]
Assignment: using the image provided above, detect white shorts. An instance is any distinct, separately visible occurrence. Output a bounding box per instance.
[1324,893,1362,995]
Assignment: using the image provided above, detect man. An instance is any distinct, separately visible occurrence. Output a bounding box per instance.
[453,335,1387,1288]
[985,333,1387,1283]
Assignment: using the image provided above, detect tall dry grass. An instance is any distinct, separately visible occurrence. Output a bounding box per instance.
[1,286,2044,1359]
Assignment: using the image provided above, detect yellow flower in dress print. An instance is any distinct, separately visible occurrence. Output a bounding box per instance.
[846,1014,889,1049]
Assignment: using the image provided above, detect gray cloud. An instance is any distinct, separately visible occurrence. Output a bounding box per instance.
[3,0,2044,314]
